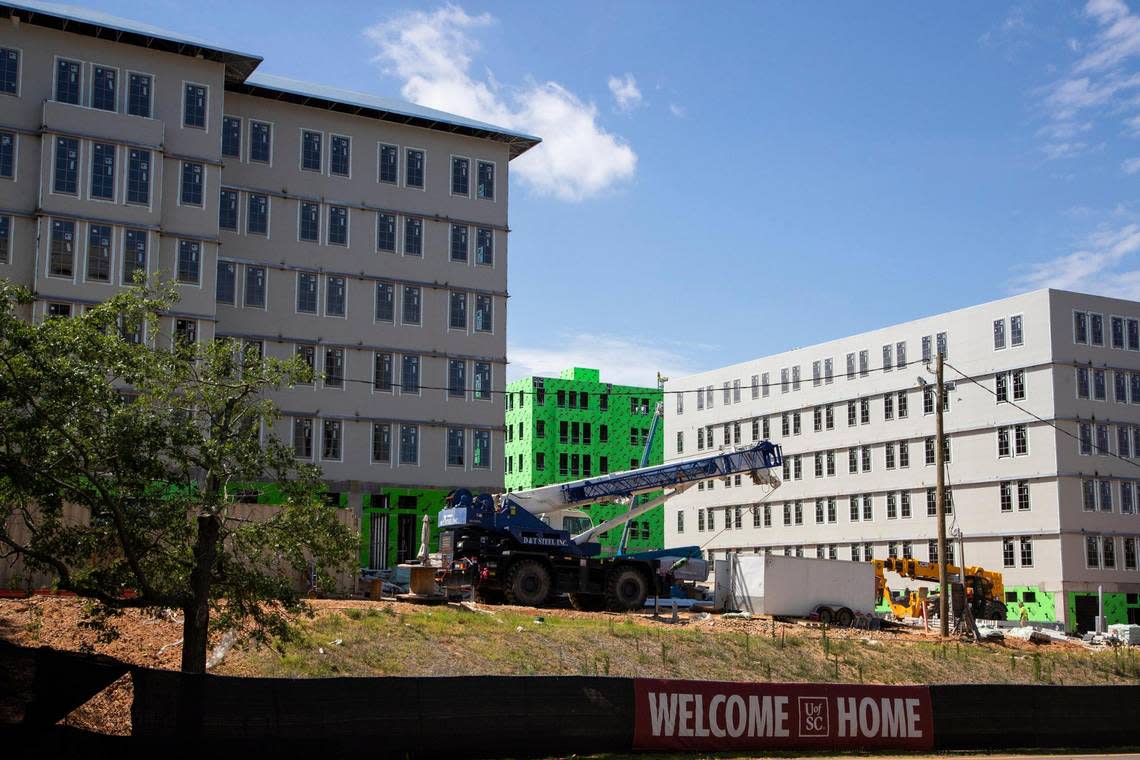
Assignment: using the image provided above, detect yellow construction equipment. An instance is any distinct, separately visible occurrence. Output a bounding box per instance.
[872,557,1007,621]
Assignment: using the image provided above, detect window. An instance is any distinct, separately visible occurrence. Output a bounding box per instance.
[1100,479,1114,512]
[0,216,7,265]
[897,391,908,418]
[1126,538,1138,571]
[1096,423,1110,454]
[1014,425,1028,456]
[1124,482,1135,514]
[371,422,391,463]
[884,394,894,420]
[49,219,75,278]
[885,442,896,469]
[859,350,869,376]
[1117,371,1129,403]
[298,202,320,242]
[449,359,466,398]
[476,228,494,266]
[46,302,71,319]
[1086,535,1101,568]
[373,282,395,322]
[403,286,421,325]
[183,83,207,128]
[322,419,342,461]
[1003,538,1015,568]
[447,428,465,466]
[216,261,236,304]
[860,397,870,424]
[328,206,348,245]
[849,496,859,521]
[293,418,314,459]
[443,225,469,265]
[222,116,241,158]
[451,156,469,195]
[1094,369,1107,400]
[473,362,491,401]
[936,331,948,358]
[180,162,203,206]
[847,401,856,427]
[86,224,111,282]
[406,148,424,187]
[127,72,151,117]
[896,341,906,369]
[861,446,871,472]
[404,217,423,256]
[813,360,821,386]
[376,213,397,253]
[846,352,856,379]
[792,365,801,391]
[176,240,201,285]
[90,142,115,200]
[250,121,272,163]
[1104,536,1116,569]
[923,385,935,415]
[781,368,789,393]
[782,414,790,437]
[475,295,493,332]
[900,492,911,518]
[125,149,150,204]
[473,430,491,469]
[886,492,897,520]
[325,276,346,317]
[1000,481,1012,513]
[448,291,468,330]
[1113,316,1126,349]
[994,319,1006,350]
[55,58,80,104]
[219,189,238,231]
[247,194,268,235]
[1077,367,1090,399]
[1012,369,1026,400]
[302,130,322,171]
[331,135,350,176]
[402,355,420,393]
[0,131,12,179]
[793,412,801,435]
[373,352,393,392]
[376,143,399,183]
[323,347,344,388]
[1010,315,1023,346]
[54,137,78,195]
[1091,313,1105,346]
[883,344,892,370]
[814,407,822,432]
[997,427,1011,457]
[477,160,495,199]
[0,47,17,95]
[244,265,266,308]
[899,440,909,468]
[1130,319,1140,351]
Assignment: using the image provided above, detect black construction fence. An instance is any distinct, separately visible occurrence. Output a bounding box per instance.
[2,639,1139,757]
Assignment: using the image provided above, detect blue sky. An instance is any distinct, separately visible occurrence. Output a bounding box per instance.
[76,0,1140,384]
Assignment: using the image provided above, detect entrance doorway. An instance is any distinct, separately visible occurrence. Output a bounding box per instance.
[1074,594,1098,633]
[396,513,417,564]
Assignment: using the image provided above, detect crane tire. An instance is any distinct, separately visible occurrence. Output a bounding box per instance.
[816,606,834,625]
[835,608,854,627]
[569,593,606,611]
[503,559,552,607]
[605,566,649,611]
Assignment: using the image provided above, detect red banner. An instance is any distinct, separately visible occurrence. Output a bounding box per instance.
[634,679,934,751]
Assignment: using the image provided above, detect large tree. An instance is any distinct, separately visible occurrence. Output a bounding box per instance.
[0,280,356,673]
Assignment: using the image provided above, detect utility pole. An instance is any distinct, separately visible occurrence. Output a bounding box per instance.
[935,350,949,637]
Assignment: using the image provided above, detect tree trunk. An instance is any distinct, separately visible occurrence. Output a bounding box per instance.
[180,513,219,674]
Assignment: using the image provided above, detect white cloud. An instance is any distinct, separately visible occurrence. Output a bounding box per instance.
[1037,1,1140,158]
[1011,223,1140,298]
[607,73,642,112]
[507,333,697,387]
[668,103,686,118]
[1123,156,1140,172]
[364,5,636,202]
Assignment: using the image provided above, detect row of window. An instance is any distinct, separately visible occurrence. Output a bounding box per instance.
[502,387,648,414]
[221,114,496,198]
[30,53,160,119]
[218,189,496,264]
[1080,478,1140,514]
[503,419,648,448]
[1077,422,1140,458]
[215,261,495,331]
[680,333,950,413]
[503,452,634,477]
[43,135,155,205]
[1085,535,1140,571]
[992,314,1025,351]
[45,218,151,284]
[1075,366,1140,403]
[1074,310,1140,351]
[291,417,491,468]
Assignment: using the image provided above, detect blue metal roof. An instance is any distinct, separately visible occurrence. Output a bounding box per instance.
[1,1,541,156]
[1,1,262,80]
[238,73,541,159]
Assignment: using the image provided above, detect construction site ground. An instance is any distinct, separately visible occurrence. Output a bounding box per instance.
[3,595,1139,737]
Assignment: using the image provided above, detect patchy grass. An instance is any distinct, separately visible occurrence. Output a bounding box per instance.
[217,601,1140,686]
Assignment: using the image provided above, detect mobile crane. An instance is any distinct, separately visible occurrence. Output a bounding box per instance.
[436,440,783,611]
[872,557,1007,621]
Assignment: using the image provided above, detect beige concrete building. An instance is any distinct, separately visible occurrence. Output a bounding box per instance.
[0,2,539,564]
[666,289,1140,631]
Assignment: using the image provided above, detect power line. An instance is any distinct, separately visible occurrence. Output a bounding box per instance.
[942,359,1140,473]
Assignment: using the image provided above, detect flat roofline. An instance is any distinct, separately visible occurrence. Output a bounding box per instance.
[231,73,541,159]
[1,1,262,82]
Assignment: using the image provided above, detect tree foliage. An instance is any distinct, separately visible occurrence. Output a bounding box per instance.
[0,280,357,672]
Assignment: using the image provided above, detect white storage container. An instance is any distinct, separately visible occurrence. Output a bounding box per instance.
[714,553,875,616]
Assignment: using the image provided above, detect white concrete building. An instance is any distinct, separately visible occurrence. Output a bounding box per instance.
[665,289,1140,631]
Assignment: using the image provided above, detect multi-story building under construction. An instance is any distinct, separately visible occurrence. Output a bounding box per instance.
[504,367,664,552]
[0,1,539,569]
[665,289,1140,631]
